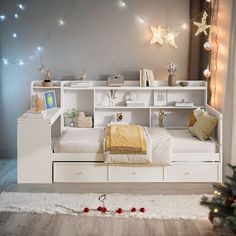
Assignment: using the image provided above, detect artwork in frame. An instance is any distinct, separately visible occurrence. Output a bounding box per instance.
[43,90,57,110]
[154,91,167,106]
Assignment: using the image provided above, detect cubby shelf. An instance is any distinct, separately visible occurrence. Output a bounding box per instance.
[31,80,207,128]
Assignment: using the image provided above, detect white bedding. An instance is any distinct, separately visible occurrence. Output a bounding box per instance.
[169,130,217,153]
[104,127,153,164]
[105,127,172,165]
[54,128,104,153]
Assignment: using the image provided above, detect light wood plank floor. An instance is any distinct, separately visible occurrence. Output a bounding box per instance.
[0,157,234,236]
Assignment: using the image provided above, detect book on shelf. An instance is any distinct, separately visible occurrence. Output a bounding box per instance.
[25,108,47,119]
[139,68,154,87]
[126,100,145,107]
[175,101,194,107]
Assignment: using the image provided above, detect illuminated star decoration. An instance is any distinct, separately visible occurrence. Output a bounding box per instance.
[150,26,164,45]
[194,11,211,36]
[164,31,179,48]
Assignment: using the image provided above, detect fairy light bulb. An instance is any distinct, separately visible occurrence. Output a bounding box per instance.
[14,13,19,19]
[2,58,8,65]
[37,46,43,52]
[204,41,212,51]
[58,18,65,26]
[119,1,126,7]
[203,65,211,78]
[182,23,188,29]
[0,15,6,21]
[138,17,144,23]
[19,60,24,66]
[18,4,25,10]
[214,190,218,195]
[214,208,218,213]
[12,33,18,38]
[206,0,211,2]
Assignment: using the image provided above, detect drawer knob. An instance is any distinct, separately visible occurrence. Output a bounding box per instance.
[77,171,85,175]
[131,171,137,175]
[185,171,191,175]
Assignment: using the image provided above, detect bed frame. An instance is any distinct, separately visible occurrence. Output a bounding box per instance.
[17,81,223,183]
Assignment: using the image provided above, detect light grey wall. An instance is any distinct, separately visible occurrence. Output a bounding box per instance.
[0,0,189,155]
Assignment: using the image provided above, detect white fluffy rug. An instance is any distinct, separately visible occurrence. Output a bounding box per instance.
[0,192,210,220]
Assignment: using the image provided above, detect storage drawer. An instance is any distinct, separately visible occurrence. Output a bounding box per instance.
[164,164,219,182]
[108,166,163,182]
[53,162,107,182]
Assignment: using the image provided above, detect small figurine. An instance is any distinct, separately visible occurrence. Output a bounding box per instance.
[38,64,52,87]
[167,62,177,86]
[159,108,166,127]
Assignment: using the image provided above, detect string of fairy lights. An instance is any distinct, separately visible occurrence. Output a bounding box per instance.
[0,0,215,81]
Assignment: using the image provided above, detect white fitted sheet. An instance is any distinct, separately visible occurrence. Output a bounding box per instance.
[169,129,217,153]
[54,128,104,153]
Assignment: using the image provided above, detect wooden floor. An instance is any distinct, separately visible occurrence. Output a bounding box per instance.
[0,157,234,236]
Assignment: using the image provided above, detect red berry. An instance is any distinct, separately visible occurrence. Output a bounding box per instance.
[131,207,136,212]
[97,206,103,211]
[117,208,123,214]
[102,207,107,213]
[140,207,145,213]
[83,207,89,213]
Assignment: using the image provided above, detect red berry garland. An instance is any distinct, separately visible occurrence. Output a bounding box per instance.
[131,207,136,212]
[102,207,107,213]
[97,206,103,211]
[83,207,89,213]
[117,208,123,214]
[140,207,145,213]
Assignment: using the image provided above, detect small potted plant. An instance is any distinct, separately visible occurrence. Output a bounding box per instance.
[63,108,79,127]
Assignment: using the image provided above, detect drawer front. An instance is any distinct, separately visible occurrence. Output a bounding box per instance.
[54,162,107,182]
[164,164,219,182]
[108,166,163,182]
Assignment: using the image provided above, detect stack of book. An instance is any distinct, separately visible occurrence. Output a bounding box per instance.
[139,68,155,87]
[126,100,145,107]
[26,108,47,119]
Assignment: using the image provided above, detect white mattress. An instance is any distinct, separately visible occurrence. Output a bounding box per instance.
[169,129,217,153]
[53,128,104,153]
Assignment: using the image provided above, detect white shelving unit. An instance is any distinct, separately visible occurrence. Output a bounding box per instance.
[30,80,207,129]
[17,80,223,183]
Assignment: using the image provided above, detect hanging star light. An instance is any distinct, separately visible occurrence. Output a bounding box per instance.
[150,26,164,45]
[164,31,179,48]
[194,11,210,36]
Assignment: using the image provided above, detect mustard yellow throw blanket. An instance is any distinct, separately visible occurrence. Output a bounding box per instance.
[105,125,147,154]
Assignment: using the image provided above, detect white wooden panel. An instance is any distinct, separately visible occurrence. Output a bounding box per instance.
[164,164,219,182]
[17,121,52,183]
[108,166,163,182]
[172,153,220,162]
[53,163,108,182]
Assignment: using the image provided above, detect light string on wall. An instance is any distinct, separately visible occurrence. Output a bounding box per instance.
[1,0,215,66]
[0,0,79,66]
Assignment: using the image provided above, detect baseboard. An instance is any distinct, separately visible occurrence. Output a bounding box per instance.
[0,151,17,159]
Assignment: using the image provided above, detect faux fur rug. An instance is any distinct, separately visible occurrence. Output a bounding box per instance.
[0,192,210,220]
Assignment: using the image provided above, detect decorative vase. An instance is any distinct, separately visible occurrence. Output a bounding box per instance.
[168,74,176,86]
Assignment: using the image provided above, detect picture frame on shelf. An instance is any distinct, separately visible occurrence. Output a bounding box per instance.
[154,90,167,106]
[43,90,57,110]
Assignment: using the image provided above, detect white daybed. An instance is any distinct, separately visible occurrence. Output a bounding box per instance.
[51,106,222,183]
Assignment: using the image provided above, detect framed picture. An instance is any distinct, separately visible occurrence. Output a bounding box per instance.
[154,91,167,106]
[43,90,57,110]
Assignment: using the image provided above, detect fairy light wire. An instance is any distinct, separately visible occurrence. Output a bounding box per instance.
[2,0,213,65]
